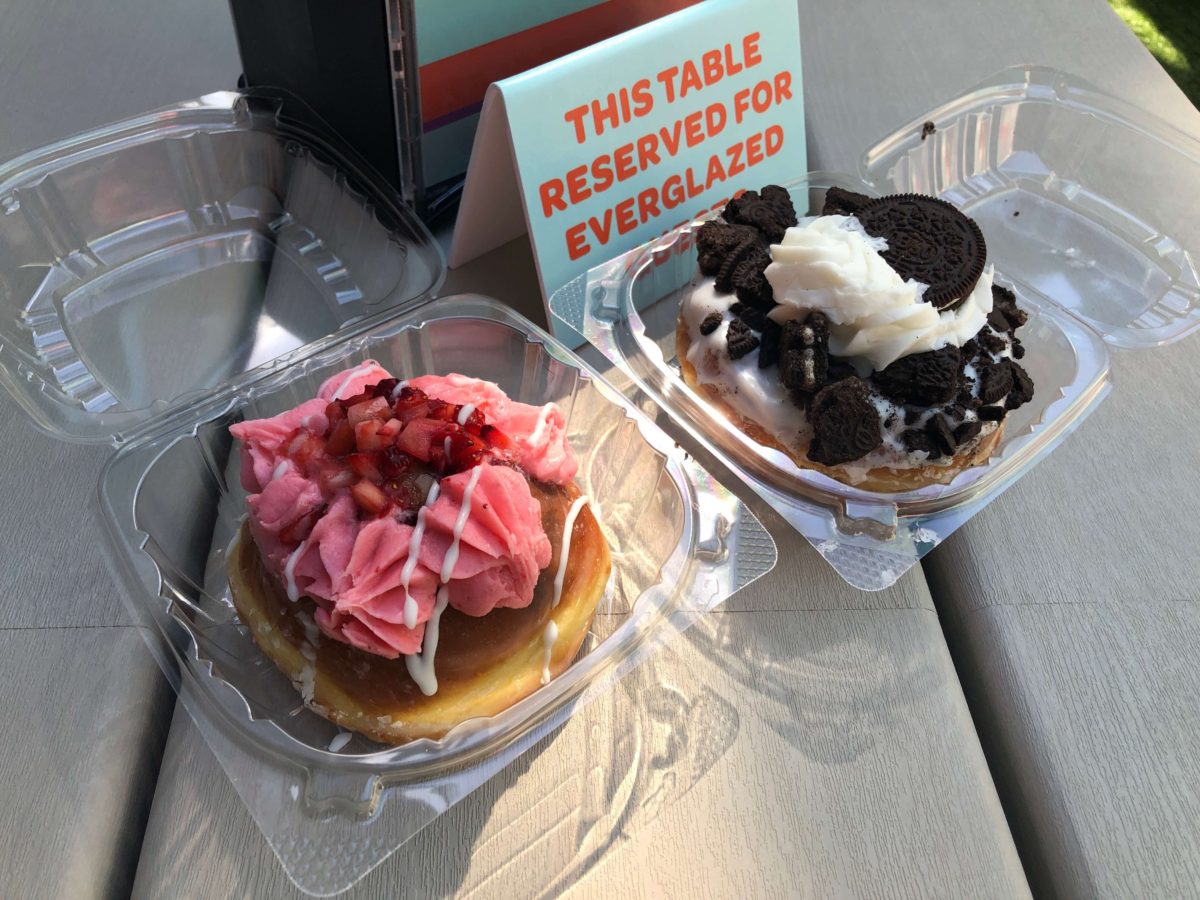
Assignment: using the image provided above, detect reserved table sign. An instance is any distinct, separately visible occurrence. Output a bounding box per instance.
[449,0,805,339]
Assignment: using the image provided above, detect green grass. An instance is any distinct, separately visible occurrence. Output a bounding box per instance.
[1109,0,1200,107]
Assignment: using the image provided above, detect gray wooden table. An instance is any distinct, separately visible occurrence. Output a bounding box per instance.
[0,0,1194,898]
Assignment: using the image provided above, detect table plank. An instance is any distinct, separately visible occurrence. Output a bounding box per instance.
[133,609,1028,899]
[937,602,1200,898]
[0,628,172,900]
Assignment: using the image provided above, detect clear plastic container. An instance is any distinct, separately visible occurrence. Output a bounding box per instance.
[0,90,443,444]
[552,66,1200,589]
[0,92,776,894]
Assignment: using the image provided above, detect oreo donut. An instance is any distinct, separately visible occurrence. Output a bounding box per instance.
[677,185,1035,492]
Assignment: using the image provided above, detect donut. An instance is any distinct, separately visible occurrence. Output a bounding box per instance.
[228,363,612,745]
[678,185,1034,492]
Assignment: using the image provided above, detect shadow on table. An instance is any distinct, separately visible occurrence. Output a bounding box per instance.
[392,573,946,896]
[384,639,742,899]
[696,601,945,767]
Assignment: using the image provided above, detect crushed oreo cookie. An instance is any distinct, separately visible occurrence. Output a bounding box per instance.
[978,405,1006,422]
[726,318,759,360]
[729,301,771,332]
[979,330,1007,355]
[954,420,982,445]
[722,185,798,243]
[756,318,782,369]
[987,308,1012,334]
[978,360,1015,405]
[714,235,766,294]
[990,284,1028,331]
[901,427,935,456]
[807,377,883,466]
[699,311,723,336]
[821,186,874,216]
[921,121,936,140]
[779,313,830,394]
[871,346,961,406]
[1008,361,1035,407]
[856,194,987,311]
[926,414,958,457]
[696,221,761,277]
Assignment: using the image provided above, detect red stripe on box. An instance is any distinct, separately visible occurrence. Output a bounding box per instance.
[419,0,702,125]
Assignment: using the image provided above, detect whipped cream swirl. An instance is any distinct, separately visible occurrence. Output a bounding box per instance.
[764,216,993,372]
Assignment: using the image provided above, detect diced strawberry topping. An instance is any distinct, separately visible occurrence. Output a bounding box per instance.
[347,396,391,426]
[286,432,324,470]
[354,419,392,452]
[325,419,356,456]
[307,379,521,520]
[351,479,389,516]
[317,464,357,493]
[324,401,347,426]
[479,424,513,452]
[396,417,446,461]
[347,452,383,482]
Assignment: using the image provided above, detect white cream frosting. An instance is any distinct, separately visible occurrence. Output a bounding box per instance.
[765,216,993,373]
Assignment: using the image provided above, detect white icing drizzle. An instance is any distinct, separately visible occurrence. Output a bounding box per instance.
[441,464,484,582]
[400,462,487,695]
[327,367,363,401]
[405,586,449,696]
[456,403,476,426]
[529,404,554,445]
[270,460,290,482]
[540,620,559,685]
[553,495,591,608]
[389,380,408,400]
[443,435,452,460]
[283,540,308,601]
[327,731,351,752]
[296,610,321,649]
[399,481,440,630]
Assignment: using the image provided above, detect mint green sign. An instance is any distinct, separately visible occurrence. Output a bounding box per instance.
[450,0,806,340]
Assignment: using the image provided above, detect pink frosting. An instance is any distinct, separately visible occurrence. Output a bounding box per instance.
[316,360,394,403]
[232,398,328,494]
[231,361,571,659]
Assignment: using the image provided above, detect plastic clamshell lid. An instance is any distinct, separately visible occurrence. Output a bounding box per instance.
[861,65,1200,350]
[0,90,445,444]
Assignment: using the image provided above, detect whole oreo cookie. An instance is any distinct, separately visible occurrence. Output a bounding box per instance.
[856,194,987,311]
